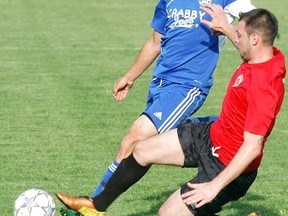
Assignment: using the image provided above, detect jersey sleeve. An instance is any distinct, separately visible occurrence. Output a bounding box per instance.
[150,0,167,35]
[224,0,256,23]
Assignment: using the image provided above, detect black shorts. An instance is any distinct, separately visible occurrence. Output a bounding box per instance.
[177,122,257,216]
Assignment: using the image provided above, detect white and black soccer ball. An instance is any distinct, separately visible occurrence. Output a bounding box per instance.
[13,188,56,216]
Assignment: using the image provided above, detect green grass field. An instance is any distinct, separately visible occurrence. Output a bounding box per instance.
[1,0,287,215]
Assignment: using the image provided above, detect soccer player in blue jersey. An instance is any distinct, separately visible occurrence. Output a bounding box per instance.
[57,7,285,216]
[61,0,255,215]
[94,0,255,197]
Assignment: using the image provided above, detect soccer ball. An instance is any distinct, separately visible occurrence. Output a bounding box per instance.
[13,188,56,216]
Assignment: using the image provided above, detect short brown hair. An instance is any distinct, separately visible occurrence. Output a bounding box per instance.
[239,9,278,45]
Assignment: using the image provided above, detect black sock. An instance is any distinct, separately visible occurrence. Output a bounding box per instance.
[92,154,151,211]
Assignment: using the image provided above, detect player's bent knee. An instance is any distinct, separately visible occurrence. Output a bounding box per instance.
[133,142,151,166]
[116,135,137,158]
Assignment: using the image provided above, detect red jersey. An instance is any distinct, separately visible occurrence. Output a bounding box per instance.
[210,48,286,173]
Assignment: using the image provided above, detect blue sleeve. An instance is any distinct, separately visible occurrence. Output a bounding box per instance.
[150,0,166,35]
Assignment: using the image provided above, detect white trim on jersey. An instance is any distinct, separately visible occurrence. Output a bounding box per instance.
[224,0,256,23]
[158,87,201,133]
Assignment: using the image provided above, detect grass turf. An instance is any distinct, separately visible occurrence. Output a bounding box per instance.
[1,0,287,215]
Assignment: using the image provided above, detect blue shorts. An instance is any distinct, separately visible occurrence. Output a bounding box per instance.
[143,77,208,133]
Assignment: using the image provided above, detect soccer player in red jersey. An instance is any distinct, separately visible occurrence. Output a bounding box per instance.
[57,7,285,216]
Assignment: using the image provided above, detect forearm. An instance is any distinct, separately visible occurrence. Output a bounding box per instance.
[124,32,161,82]
[222,24,237,47]
[212,132,263,190]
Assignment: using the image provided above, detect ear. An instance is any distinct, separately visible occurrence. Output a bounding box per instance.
[250,33,259,46]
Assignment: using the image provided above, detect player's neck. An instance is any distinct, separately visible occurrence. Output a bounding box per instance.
[248,46,274,64]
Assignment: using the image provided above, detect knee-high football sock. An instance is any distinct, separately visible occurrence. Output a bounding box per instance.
[92,154,151,211]
[90,160,119,198]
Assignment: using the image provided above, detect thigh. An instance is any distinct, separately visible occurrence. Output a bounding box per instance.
[144,80,207,133]
[180,156,225,215]
[133,128,185,167]
[159,188,194,216]
[116,115,158,161]
[124,114,158,141]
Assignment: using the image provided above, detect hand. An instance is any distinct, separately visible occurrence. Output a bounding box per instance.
[113,76,134,101]
[201,4,231,35]
[181,181,221,209]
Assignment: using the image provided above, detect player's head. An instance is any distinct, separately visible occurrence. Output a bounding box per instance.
[239,8,278,46]
[234,9,278,61]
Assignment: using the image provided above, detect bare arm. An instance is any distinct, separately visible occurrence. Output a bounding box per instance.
[182,131,263,208]
[201,4,237,47]
[113,30,162,101]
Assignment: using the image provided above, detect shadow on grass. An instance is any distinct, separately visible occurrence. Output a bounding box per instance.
[224,193,280,216]
[126,189,174,216]
[126,190,279,216]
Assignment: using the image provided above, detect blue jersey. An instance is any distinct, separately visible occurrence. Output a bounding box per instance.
[151,0,253,94]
